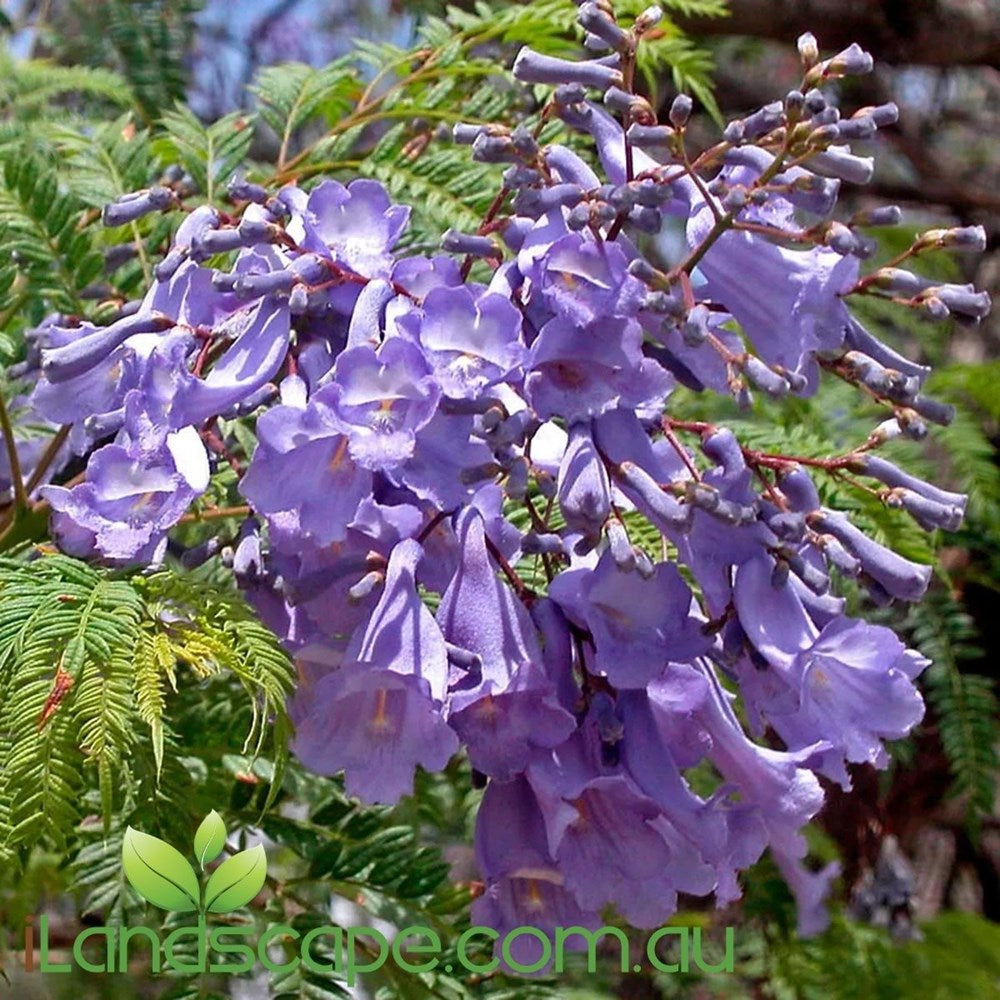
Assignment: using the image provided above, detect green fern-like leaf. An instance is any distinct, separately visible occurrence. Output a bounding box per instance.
[0,553,296,858]
[0,153,103,321]
[154,105,256,202]
[902,592,998,826]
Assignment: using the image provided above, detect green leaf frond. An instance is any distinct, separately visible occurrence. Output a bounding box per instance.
[0,553,295,862]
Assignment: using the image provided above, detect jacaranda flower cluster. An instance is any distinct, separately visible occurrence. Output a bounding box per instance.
[16,2,990,963]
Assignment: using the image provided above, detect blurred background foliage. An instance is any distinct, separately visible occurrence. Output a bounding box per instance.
[0,0,998,997]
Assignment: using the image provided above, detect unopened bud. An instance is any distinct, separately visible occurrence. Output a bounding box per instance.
[442,229,500,258]
[102,186,173,227]
[634,5,663,33]
[453,122,487,144]
[626,123,674,147]
[797,32,820,68]
[807,145,874,184]
[578,2,629,50]
[227,176,268,203]
[513,46,623,90]
[852,205,902,228]
[825,43,874,77]
[669,93,693,128]
[743,356,790,397]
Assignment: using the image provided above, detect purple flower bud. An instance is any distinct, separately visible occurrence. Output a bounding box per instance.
[626,123,674,147]
[441,229,500,258]
[566,203,592,231]
[487,410,538,449]
[472,133,517,164]
[232,521,263,581]
[680,482,714,515]
[808,122,841,145]
[642,291,684,315]
[743,356,791,397]
[558,422,611,544]
[502,165,542,188]
[894,489,964,532]
[228,177,269,203]
[669,93,693,128]
[807,145,874,184]
[841,352,892,395]
[919,295,950,321]
[553,82,588,106]
[708,497,757,525]
[851,454,966,512]
[784,90,805,115]
[511,125,539,158]
[896,408,929,440]
[681,304,711,347]
[212,271,240,292]
[630,178,674,207]
[778,466,820,512]
[238,216,276,241]
[191,227,264,260]
[909,394,955,426]
[835,115,876,140]
[104,242,139,273]
[349,570,384,601]
[942,225,987,251]
[933,284,991,320]
[617,461,692,532]
[102,186,173,227]
[607,519,635,571]
[513,46,623,91]
[234,269,296,299]
[522,531,566,555]
[821,536,860,575]
[628,205,663,233]
[605,185,635,212]
[723,121,744,144]
[604,87,652,118]
[41,312,173,383]
[506,455,530,498]
[578,2,628,50]
[155,250,186,280]
[445,642,482,670]
[851,205,902,227]
[514,183,584,217]
[345,278,394,349]
[768,511,807,541]
[634,6,664,32]
[785,550,829,594]
[742,101,785,140]
[844,320,930,381]
[178,537,222,569]
[453,122,487,144]
[722,187,748,212]
[82,407,126,440]
[289,285,309,314]
[803,88,826,114]
[701,427,745,477]
[870,267,925,296]
[633,547,656,578]
[810,509,932,600]
[826,43,874,76]
[797,32,819,67]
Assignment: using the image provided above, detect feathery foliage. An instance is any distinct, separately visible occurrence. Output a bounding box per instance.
[0,551,295,862]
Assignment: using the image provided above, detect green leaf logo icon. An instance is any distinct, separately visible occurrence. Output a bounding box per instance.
[122,827,201,913]
[194,810,228,869]
[204,844,267,913]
